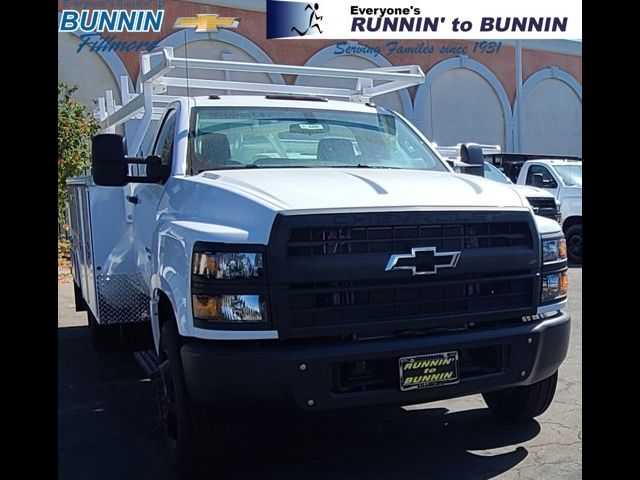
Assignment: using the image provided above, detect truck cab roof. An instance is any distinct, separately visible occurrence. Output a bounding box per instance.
[525,159,582,166]
[191,95,381,112]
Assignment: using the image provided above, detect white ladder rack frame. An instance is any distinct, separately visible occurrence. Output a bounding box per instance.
[94,47,425,155]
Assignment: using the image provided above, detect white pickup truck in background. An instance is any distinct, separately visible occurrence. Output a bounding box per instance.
[437,145,562,225]
[515,160,582,264]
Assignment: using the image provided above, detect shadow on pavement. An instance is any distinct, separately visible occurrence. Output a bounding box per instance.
[59,325,541,480]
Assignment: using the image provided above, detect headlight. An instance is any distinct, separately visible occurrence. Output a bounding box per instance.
[541,271,568,302]
[542,238,567,263]
[191,245,270,326]
[192,252,263,279]
[192,294,267,323]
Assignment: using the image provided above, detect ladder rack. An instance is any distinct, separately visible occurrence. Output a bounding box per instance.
[93,47,425,155]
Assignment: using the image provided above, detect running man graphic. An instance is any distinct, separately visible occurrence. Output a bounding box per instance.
[291,3,323,36]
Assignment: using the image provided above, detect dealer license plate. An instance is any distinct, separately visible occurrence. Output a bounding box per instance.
[399,351,460,391]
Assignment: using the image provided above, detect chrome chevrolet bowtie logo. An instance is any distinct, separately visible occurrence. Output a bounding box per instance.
[385,247,461,276]
[174,14,240,32]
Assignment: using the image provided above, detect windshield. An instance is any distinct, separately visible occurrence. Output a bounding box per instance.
[483,162,510,184]
[187,107,447,173]
[554,164,582,186]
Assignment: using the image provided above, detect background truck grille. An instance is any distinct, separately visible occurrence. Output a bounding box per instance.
[527,197,558,220]
[288,222,532,256]
[267,211,540,339]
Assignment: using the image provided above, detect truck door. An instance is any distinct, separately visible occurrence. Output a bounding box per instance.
[131,109,177,290]
[524,164,560,198]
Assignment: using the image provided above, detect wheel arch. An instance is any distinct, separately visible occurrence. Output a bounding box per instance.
[562,215,582,233]
[153,289,175,360]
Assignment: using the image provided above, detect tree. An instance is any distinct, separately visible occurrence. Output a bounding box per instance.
[58,82,99,233]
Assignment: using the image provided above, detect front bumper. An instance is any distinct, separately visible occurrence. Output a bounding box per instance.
[181,311,570,411]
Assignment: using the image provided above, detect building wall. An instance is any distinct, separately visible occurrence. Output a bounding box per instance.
[58,33,120,109]
[57,1,582,155]
[520,78,582,156]
[426,69,506,148]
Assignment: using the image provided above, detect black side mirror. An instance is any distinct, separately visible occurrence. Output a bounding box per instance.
[460,143,485,177]
[91,134,170,186]
[145,155,171,183]
[92,134,127,186]
[531,173,545,187]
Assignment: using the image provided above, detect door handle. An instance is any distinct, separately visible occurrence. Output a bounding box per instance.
[126,195,139,204]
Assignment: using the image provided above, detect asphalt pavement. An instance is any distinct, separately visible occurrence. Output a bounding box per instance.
[58,269,582,480]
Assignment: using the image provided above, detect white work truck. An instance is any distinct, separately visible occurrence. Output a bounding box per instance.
[67,48,571,476]
[436,144,562,224]
[514,160,582,264]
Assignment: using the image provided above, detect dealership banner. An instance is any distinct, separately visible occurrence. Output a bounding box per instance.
[267,0,581,39]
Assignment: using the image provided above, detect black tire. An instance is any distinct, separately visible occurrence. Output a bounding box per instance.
[565,224,582,265]
[482,371,558,420]
[159,321,225,477]
[87,310,120,351]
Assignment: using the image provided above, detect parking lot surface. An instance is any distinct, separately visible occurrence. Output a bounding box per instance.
[58,269,581,480]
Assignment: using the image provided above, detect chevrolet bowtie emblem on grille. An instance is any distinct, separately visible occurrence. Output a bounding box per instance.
[385,247,461,276]
[174,14,240,32]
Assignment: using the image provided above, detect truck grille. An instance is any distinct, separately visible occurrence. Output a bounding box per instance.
[267,211,540,339]
[288,222,532,256]
[288,272,533,327]
[527,197,558,220]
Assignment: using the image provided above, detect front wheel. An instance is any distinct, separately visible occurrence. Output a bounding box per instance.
[159,321,226,477]
[482,371,558,420]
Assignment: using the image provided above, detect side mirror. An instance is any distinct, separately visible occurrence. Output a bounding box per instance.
[145,155,171,184]
[460,144,485,177]
[531,173,545,187]
[91,134,170,186]
[92,134,127,186]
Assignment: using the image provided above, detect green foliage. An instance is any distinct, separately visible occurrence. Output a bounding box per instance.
[58,82,99,232]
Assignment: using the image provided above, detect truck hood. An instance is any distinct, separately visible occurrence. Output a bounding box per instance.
[196,168,527,211]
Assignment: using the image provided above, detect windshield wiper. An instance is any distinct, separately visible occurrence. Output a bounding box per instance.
[198,164,408,173]
[199,165,316,172]
[327,164,405,169]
